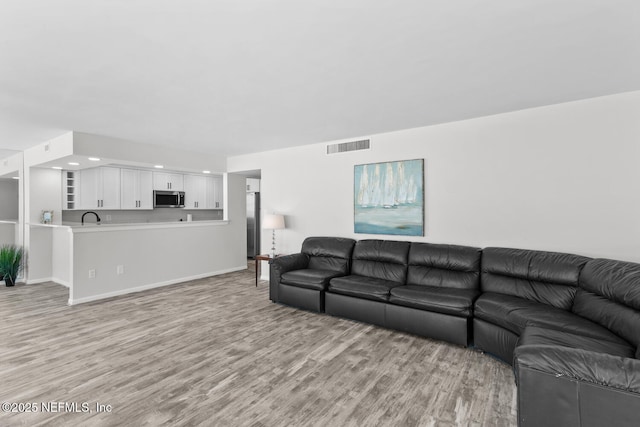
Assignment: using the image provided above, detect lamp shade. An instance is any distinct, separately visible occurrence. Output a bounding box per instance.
[263,214,285,230]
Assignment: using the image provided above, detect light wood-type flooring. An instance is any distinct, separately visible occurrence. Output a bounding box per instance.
[0,265,517,426]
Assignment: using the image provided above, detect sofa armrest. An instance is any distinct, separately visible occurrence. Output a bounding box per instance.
[269,253,309,302]
[515,344,640,393]
[515,344,640,427]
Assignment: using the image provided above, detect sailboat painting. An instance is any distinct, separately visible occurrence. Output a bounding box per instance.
[354,159,424,236]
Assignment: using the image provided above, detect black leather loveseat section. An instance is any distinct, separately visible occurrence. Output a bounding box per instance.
[326,240,410,327]
[572,258,640,355]
[473,247,591,363]
[270,237,356,312]
[514,258,640,427]
[274,238,484,346]
[385,242,481,346]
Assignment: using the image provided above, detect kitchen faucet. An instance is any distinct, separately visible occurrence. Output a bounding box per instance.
[81,211,101,225]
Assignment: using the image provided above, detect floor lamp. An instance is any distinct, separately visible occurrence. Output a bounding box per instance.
[263,214,285,257]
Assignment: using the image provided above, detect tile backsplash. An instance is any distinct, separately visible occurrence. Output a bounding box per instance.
[62,209,223,224]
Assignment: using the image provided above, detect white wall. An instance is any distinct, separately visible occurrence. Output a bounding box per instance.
[0,222,16,245]
[26,168,63,283]
[29,168,62,224]
[27,225,53,283]
[23,132,74,166]
[0,152,25,246]
[52,226,72,287]
[228,91,640,263]
[0,180,19,220]
[0,152,25,177]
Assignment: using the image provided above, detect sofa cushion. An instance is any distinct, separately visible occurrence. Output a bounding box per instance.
[351,240,410,283]
[579,258,640,310]
[302,237,356,274]
[517,326,634,359]
[328,275,401,302]
[574,258,640,351]
[475,293,629,346]
[389,285,479,317]
[270,253,311,303]
[281,269,347,291]
[407,242,481,290]
[481,247,590,310]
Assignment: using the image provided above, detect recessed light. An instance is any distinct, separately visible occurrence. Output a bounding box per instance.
[154,165,164,169]
[88,157,101,161]
[11,176,19,180]
[52,166,63,170]
[68,162,80,166]
[202,170,211,174]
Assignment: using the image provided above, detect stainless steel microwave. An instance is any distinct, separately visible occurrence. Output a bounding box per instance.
[154,190,185,208]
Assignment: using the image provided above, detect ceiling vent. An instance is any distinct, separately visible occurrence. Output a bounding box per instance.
[326,139,370,155]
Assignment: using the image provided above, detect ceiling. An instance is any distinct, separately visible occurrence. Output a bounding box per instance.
[0,0,638,158]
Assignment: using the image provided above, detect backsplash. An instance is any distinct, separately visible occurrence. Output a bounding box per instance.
[62,209,223,224]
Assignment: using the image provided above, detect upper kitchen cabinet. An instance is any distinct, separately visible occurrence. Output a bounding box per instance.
[121,168,153,209]
[185,174,223,209]
[153,172,183,191]
[65,167,221,211]
[183,174,207,209]
[208,176,224,209]
[246,178,260,192]
[78,167,121,210]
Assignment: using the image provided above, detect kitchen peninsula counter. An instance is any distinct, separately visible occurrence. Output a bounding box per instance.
[29,219,244,305]
[24,173,248,306]
[60,220,229,232]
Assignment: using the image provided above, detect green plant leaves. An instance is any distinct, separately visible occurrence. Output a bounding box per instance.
[0,244,23,283]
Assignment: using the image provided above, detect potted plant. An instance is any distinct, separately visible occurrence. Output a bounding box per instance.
[0,244,23,287]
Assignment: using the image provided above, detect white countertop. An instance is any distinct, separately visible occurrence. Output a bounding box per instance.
[29,220,229,232]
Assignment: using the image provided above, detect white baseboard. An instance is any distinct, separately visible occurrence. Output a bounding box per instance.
[67,266,247,305]
[51,277,71,288]
[25,277,70,287]
[26,277,53,285]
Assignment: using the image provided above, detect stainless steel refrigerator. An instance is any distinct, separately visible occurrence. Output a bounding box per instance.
[247,192,260,258]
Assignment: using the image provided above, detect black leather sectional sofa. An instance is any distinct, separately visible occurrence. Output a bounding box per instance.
[270,237,640,427]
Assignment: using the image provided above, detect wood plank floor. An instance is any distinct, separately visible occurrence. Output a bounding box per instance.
[0,267,517,426]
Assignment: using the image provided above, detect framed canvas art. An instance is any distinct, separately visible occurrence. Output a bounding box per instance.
[354,159,424,236]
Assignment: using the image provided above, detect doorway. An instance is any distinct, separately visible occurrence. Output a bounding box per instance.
[235,169,262,259]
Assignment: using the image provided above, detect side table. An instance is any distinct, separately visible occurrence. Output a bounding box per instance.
[255,254,272,287]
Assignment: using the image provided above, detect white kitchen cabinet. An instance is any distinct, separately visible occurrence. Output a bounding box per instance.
[121,169,153,209]
[153,172,183,191]
[67,167,217,212]
[78,167,121,210]
[185,175,223,209]
[209,176,224,209]
[246,178,260,192]
[183,174,207,209]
